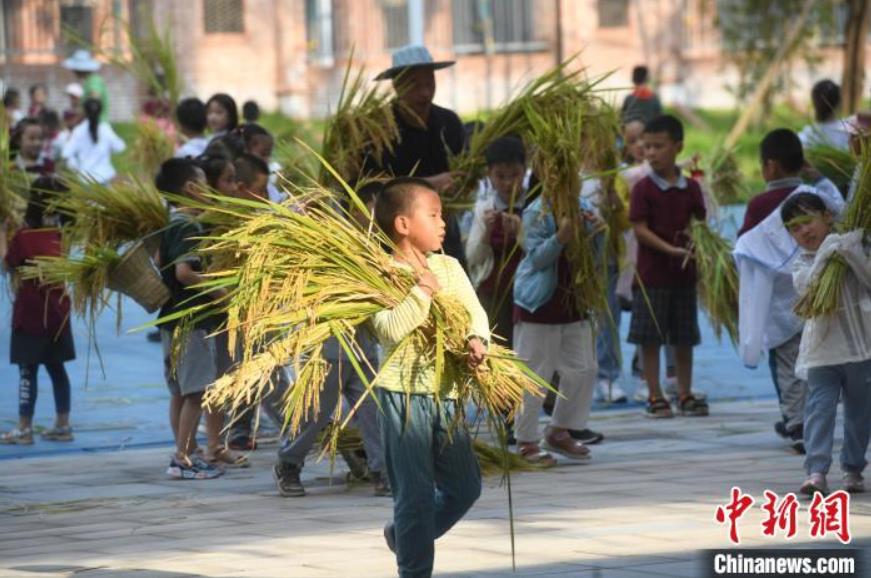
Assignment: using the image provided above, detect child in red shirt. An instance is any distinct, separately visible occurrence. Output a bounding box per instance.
[0,177,75,444]
[627,115,707,418]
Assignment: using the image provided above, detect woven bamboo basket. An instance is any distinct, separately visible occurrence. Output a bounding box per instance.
[107,242,171,313]
[141,231,163,257]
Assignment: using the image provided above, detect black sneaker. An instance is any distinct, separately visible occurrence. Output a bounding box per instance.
[371,471,392,497]
[774,421,790,439]
[789,425,806,455]
[274,462,305,497]
[569,428,604,445]
[340,447,369,482]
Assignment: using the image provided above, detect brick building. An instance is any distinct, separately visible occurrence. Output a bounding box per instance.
[1,0,867,121]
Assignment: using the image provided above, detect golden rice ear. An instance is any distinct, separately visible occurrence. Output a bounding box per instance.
[688,219,739,346]
[177,184,554,463]
[795,140,871,318]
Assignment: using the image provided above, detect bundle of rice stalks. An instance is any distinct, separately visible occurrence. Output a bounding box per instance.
[706,148,746,206]
[447,59,613,206]
[319,57,400,188]
[0,104,28,226]
[805,143,857,192]
[19,246,120,319]
[794,145,871,318]
[524,101,608,314]
[131,118,175,182]
[687,219,739,345]
[181,184,551,460]
[51,174,168,250]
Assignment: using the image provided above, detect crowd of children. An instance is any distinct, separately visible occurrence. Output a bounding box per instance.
[3,48,870,577]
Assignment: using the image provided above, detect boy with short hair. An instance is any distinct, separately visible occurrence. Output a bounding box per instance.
[734,128,844,452]
[621,65,663,124]
[372,176,487,577]
[234,153,270,200]
[155,158,225,479]
[627,114,707,418]
[174,98,209,159]
[465,136,528,346]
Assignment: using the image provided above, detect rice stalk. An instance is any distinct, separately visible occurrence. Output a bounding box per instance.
[51,173,168,250]
[319,55,401,188]
[447,58,613,206]
[131,118,176,182]
[18,246,120,319]
[794,143,871,318]
[168,188,553,460]
[0,103,28,226]
[706,148,746,205]
[524,98,609,314]
[473,438,547,477]
[687,219,739,345]
[805,143,857,191]
[104,12,183,115]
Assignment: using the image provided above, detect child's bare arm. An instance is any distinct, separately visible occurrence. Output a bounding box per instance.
[633,221,689,259]
[174,262,226,299]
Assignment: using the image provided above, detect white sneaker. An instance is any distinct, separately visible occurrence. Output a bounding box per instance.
[801,472,829,496]
[595,380,628,403]
[633,382,650,402]
[843,472,865,493]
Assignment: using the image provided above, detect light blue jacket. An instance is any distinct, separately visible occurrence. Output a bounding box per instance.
[514,195,601,313]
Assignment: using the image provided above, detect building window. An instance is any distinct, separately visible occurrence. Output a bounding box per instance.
[305,0,334,65]
[598,0,629,28]
[61,0,94,53]
[383,0,409,49]
[204,0,244,34]
[452,0,544,53]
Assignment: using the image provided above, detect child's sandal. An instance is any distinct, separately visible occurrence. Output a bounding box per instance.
[207,447,250,468]
[678,395,709,417]
[517,443,557,467]
[645,397,674,419]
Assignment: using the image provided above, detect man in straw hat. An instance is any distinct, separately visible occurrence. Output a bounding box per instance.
[62,49,108,121]
[364,44,467,267]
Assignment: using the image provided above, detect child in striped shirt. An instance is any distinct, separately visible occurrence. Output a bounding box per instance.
[372,177,489,578]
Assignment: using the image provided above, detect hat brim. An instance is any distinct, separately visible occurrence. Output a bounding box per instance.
[63,59,101,72]
[375,61,455,81]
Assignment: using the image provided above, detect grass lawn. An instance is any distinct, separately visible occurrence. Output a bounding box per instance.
[113,106,815,205]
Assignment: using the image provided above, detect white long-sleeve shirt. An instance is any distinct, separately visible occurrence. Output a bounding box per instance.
[793,231,871,378]
[62,120,126,184]
[733,180,845,367]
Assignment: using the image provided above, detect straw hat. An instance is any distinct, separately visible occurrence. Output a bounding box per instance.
[375,45,454,81]
[63,49,101,72]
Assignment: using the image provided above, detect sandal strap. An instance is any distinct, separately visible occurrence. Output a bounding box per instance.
[648,397,671,410]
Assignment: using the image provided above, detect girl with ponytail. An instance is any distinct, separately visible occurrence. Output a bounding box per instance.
[61,98,125,184]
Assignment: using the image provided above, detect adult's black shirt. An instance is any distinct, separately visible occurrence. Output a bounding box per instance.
[363,102,467,268]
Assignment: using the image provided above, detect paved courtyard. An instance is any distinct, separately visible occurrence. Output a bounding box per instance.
[1,398,868,578]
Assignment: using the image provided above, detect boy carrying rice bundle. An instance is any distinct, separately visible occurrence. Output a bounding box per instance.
[177,165,550,575]
[627,115,708,418]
